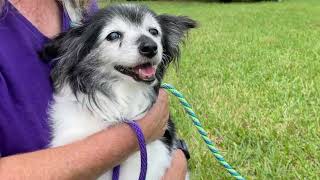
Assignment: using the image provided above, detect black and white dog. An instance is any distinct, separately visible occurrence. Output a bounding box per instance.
[42,4,196,180]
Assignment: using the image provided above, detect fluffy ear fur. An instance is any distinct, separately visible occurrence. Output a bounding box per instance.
[40,25,90,61]
[39,32,68,61]
[154,15,196,83]
[39,23,103,93]
[157,15,197,64]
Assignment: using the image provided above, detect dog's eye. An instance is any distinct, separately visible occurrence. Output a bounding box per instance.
[106,32,122,41]
[149,28,159,36]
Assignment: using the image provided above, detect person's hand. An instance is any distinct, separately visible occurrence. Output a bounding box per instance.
[138,89,170,142]
[162,149,188,180]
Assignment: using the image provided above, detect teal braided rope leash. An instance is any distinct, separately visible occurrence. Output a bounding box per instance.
[161,83,245,180]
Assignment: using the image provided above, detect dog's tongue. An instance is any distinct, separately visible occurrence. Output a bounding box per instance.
[133,64,156,79]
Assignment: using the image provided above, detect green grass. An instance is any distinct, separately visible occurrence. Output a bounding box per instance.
[100,0,320,179]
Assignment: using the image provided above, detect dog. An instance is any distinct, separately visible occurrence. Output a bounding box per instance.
[41,4,196,180]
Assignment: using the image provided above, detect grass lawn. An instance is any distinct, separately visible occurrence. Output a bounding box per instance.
[100,0,320,179]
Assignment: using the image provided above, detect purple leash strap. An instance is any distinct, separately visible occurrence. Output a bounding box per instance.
[112,121,148,180]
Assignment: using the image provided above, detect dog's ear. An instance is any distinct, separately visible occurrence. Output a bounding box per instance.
[39,27,84,62]
[157,15,197,63]
[39,24,98,91]
[39,32,67,61]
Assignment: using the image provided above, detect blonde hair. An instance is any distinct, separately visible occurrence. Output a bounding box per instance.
[0,0,4,13]
[60,0,92,23]
[67,0,91,9]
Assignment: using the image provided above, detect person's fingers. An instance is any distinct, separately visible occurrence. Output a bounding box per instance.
[158,89,168,102]
[162,149,188,180]
[154,90,168,115]
[137,89,170,142]
[158,89,169,119]
[171,149,188,168]
[152,89,169,123]
[147,89,168,116]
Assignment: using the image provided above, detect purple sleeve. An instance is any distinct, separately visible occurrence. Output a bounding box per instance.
[0,71,7,154]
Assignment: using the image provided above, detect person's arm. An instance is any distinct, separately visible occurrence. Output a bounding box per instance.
[0,124,143,180]
[0,90,170,180]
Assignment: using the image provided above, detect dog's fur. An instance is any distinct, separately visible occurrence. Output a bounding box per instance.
[41,4,196,180]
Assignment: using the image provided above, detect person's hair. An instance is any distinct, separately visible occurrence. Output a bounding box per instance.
[63,0,91,10]
[0,0,4,14]
[60,0,92,23]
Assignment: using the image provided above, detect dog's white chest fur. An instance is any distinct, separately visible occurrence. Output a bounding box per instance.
[49,81,171,180]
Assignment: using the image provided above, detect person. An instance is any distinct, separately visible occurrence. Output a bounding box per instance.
[0,0,188,179]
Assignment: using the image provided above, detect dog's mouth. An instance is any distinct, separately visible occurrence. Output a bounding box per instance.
[115,63,156,83]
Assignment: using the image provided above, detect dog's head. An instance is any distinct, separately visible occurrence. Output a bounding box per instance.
[42,4,196,95]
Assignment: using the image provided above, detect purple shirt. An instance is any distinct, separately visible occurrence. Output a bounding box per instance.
[0,0,98,157]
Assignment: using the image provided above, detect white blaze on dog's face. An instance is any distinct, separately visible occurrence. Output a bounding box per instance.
[97,12,163,84]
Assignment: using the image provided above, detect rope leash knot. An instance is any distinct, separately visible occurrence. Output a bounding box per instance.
[112,121,148,180]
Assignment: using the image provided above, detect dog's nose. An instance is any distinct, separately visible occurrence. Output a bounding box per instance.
[139,41,158,58]
[137,36,158,58]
